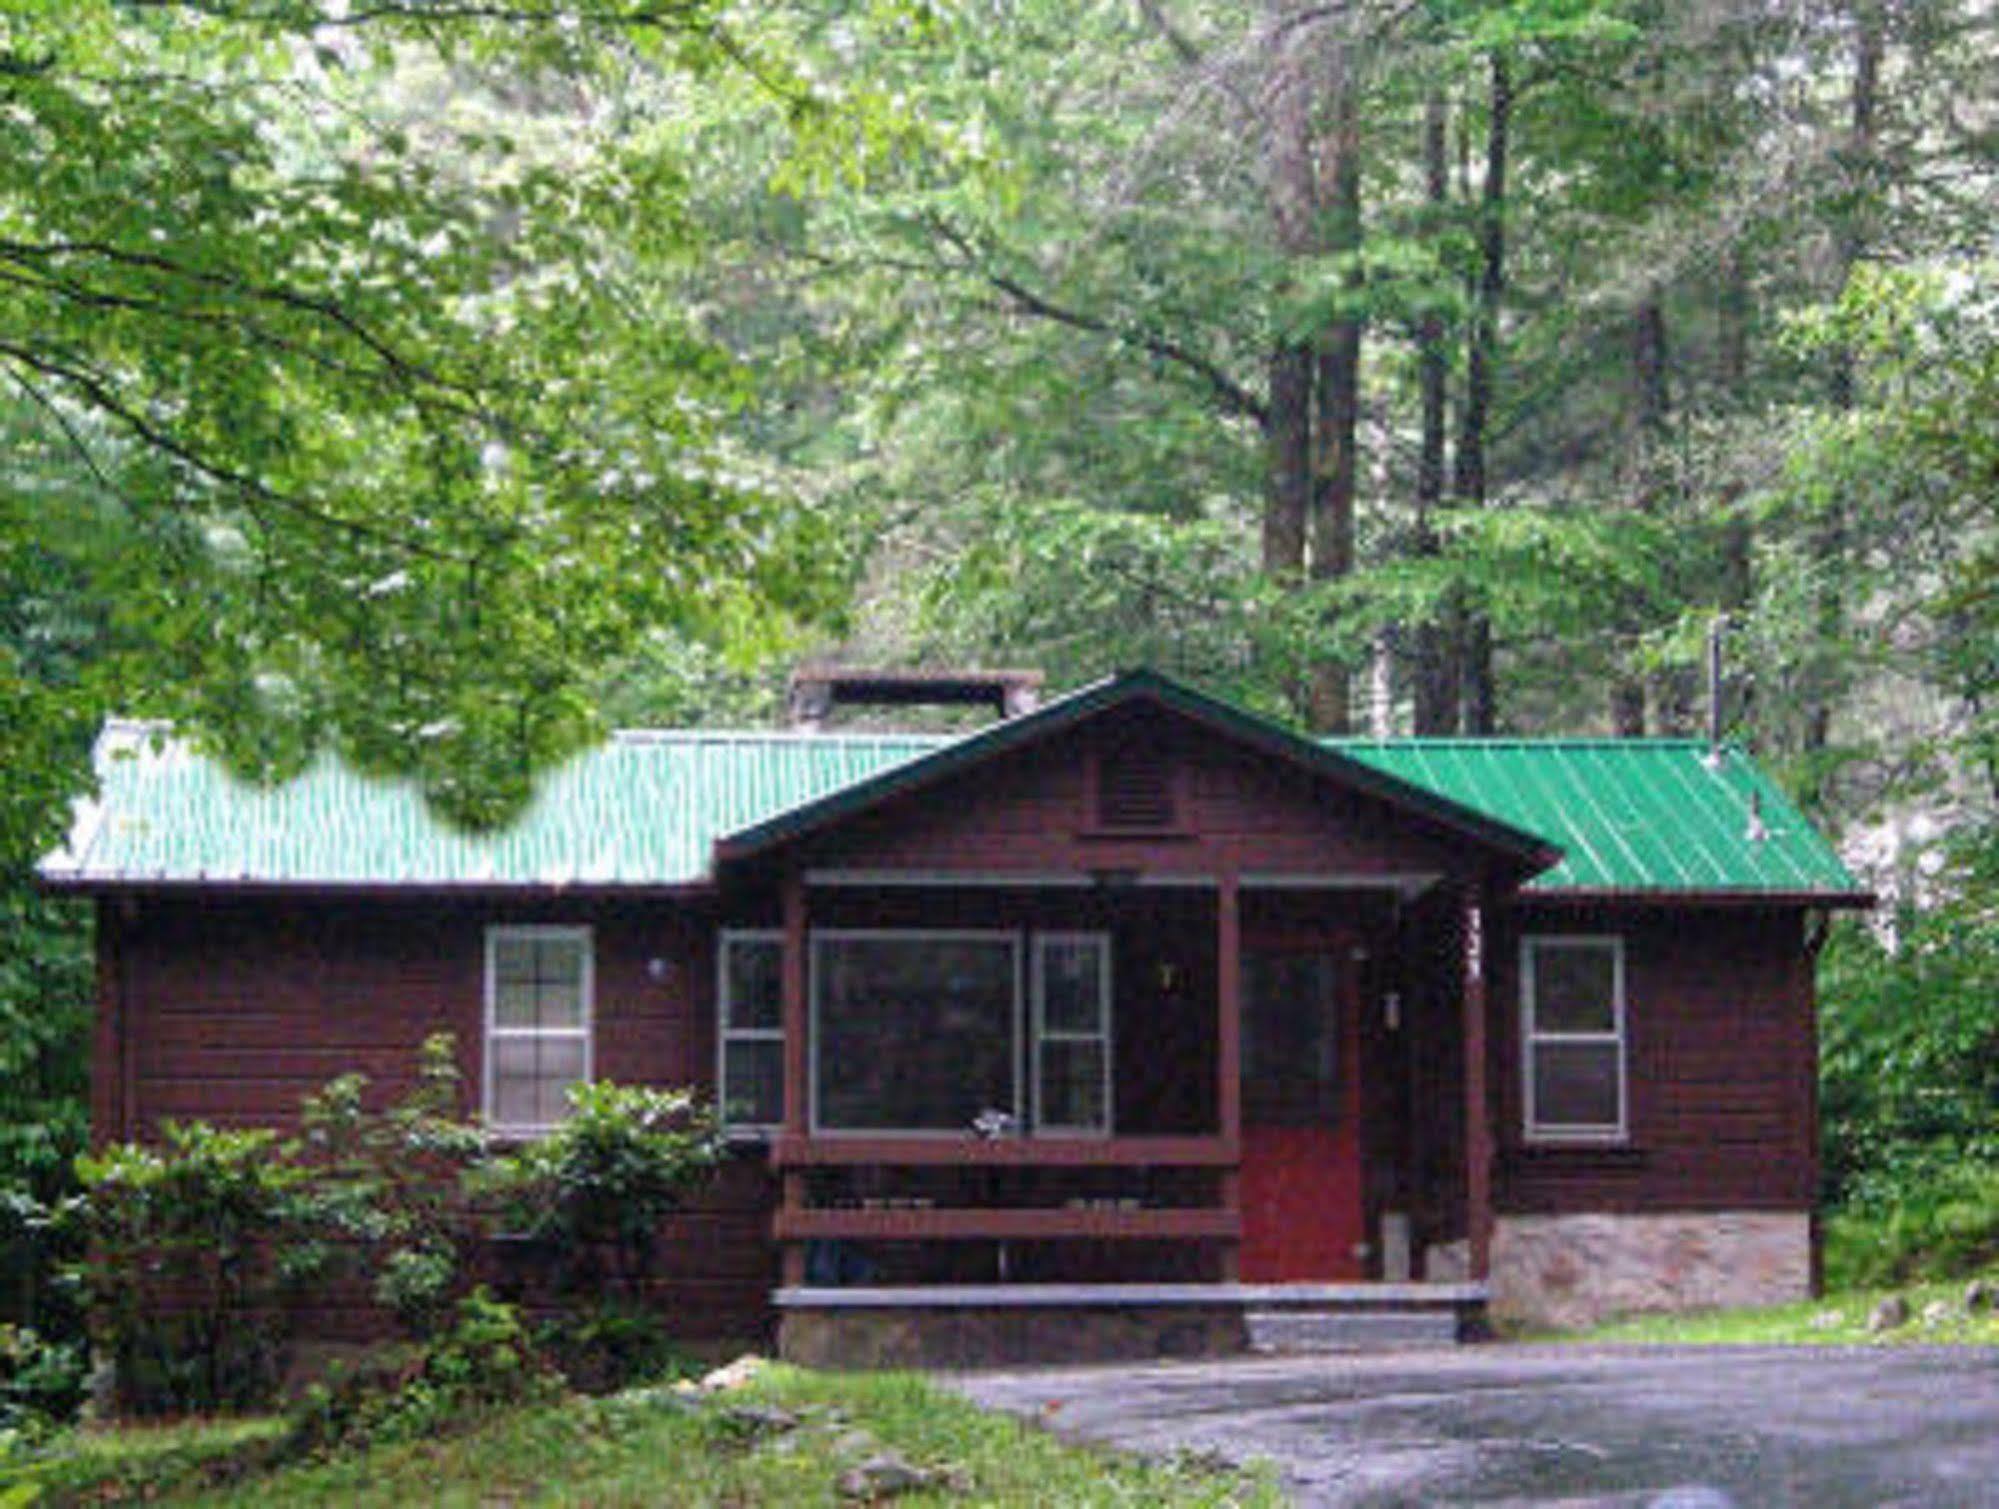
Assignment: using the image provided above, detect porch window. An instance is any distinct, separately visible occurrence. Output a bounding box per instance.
[813,932,1019,1133]
[718,931,784,1132]
[1521,935,1627,1142]
[1033,933,1112,1135]
[484,926,592,1134]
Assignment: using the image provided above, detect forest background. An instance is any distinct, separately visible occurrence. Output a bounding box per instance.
[1,0,1994,1338]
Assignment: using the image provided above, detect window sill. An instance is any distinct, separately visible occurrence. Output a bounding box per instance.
[1074,827,1196,843]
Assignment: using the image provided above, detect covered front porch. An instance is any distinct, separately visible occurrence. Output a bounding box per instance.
[742,871,1502,1359]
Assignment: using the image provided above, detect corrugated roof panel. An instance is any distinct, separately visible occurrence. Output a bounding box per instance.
[43,717,1861,898]
[1330,738,1855,895]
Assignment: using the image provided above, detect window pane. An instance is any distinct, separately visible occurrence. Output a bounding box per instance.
[1040,939,1106,1034]
[1242,950,1340,1124]
[534,978,585,1031]
[494,936,537,987]
[725,939,782,1031]
[492,934,586,1030]
[1532,943,1617,1033]
[816,937,1015,1132]
[535,936,586,986]
[723,1039,784,1128]
[1039,1039,1106,1130]
[492,1035,587,1128]
[1534,1041,1621,1129]
[493,977,540,1029]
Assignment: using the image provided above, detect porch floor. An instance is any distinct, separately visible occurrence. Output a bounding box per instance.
[772,1283,1489,1367]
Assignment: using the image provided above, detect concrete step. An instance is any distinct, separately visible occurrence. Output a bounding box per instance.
[1244,1308,1466,1353]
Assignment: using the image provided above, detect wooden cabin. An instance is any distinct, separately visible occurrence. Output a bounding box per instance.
[42,668,1869,1362]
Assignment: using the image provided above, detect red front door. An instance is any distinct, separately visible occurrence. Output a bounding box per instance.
[1238,942,1364,1282]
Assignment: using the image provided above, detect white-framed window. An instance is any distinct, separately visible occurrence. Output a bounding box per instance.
[718,930,784,1134]
[811,930,1022,1135]
[484,925,592,1135]
[1033,933,1112,1135]
[1520,935,1627,1143]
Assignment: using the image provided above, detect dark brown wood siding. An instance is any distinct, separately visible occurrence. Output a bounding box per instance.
[1490,905,1816,1213]
[94,894,775,1340]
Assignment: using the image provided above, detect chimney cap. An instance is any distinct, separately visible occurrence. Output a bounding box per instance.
[787,665,1044,728]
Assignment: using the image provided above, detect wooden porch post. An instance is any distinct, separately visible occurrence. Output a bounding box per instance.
[780,869,809,1285]
[1462,886,1493,1281]
[1217,868,1243,1281]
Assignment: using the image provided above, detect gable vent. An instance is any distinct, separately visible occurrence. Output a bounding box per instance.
[1097,737,1177,830]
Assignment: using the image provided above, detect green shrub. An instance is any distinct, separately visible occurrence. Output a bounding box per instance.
[476,1083,721,1396]
[0,1323,87,1442]
[69,1123,320,1417]
[479,1083,721,1303]
[535,1298,694,1396]
[285,1289,559,1456]
[1817,855,1999,1288]
[1825,1159,1999,1289]
[295,1034,490,1340]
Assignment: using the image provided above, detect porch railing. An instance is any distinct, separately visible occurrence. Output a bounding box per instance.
[768,1135,1242,1281]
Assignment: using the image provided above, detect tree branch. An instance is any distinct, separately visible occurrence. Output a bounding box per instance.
[924,218,1268,427]
[0,339,469,563]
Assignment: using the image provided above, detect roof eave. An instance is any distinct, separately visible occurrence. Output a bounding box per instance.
[1510,886,1875,910]
[37,874,719,903]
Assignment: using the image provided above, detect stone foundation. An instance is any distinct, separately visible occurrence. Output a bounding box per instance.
[779,1304,1247,1369]
[1491,1211,1812,1330]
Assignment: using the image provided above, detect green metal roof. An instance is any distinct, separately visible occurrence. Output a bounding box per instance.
[42,683,1865,900]
[1329,738,1859,896]
[45,722,937,890]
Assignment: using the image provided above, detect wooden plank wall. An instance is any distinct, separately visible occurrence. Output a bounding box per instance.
[97,894,776,1340]
[1490,905,1816,1212]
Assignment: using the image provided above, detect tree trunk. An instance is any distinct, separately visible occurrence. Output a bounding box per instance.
[1806,4,1881,760]
[1412,88,1457,735]
[1455,54,1510,735]
[1612,294,1672,735]
[1263,3,1318,719]
[1264,345,1312,584]
[1308,62,1363,735]
[1717,245,1755,738]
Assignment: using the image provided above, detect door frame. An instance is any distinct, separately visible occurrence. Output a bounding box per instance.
[1237,926,1367,1281]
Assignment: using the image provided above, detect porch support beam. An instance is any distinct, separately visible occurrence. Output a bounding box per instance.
[1217,868,1243,1144]
[780,868,809,1285]
[1462,885,1493,1281]
[1216,866,1243,1282]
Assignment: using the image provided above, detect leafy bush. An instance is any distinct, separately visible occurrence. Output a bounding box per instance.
[295,1034,489,1338]
[1818,841,1999,1288]
[0,1323,88,1442]
[535,1298,693,1396]
[64,1044,719,1418]
[1825,1159,1999,1290]
[480,1083,721,1302]
[285,1289,559,1455]
[479,1083,721,1394]
[69,1122,321,1417]
[1820,908,1999,1206]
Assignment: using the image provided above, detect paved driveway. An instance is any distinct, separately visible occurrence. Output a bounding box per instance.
[949,1345,1999,1507]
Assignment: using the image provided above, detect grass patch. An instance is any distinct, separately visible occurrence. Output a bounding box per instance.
[4,1366,1277,1508]
[1550,1268,1999,1346]
[0,1415,289,1505]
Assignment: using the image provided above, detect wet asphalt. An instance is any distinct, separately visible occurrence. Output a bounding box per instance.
[948,1345,1999,1507]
